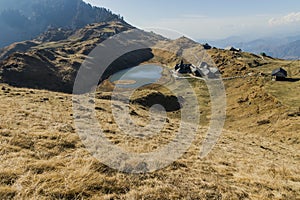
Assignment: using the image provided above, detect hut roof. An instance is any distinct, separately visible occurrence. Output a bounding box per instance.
[272,68,287,77]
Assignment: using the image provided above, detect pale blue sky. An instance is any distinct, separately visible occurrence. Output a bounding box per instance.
[84,0,300,40]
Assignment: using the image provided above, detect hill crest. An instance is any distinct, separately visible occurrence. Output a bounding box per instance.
[0,0,125,47]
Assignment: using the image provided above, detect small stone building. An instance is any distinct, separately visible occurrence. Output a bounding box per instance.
[271,68,287,81]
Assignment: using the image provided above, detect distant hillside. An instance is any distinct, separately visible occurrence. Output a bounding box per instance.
[272,40,300,60]
[0,19,295,94]
[0,0,125,47]
[0,21,134,93]
[208,35,300,60]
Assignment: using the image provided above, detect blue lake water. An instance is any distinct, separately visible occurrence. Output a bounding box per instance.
[109,64,163,88]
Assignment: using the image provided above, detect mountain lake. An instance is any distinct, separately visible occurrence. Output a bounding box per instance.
[109,64,164,88]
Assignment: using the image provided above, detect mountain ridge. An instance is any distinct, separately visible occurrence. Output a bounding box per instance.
[0,0,125,47]
[207,34,300,60]
[1,20,297,94]
[0,21,134,93]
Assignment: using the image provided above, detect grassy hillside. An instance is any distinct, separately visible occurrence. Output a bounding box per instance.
[0,52,299,199]
[0,22,299,199]
[0,21,134,93]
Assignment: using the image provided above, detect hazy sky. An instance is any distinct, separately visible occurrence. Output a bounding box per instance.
[84,0,300,40]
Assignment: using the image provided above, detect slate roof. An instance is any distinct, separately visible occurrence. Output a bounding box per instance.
[271,68,287,77]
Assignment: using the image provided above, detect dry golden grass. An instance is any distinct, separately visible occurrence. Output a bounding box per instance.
[0,49,299,199]
[0,67,299,200]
